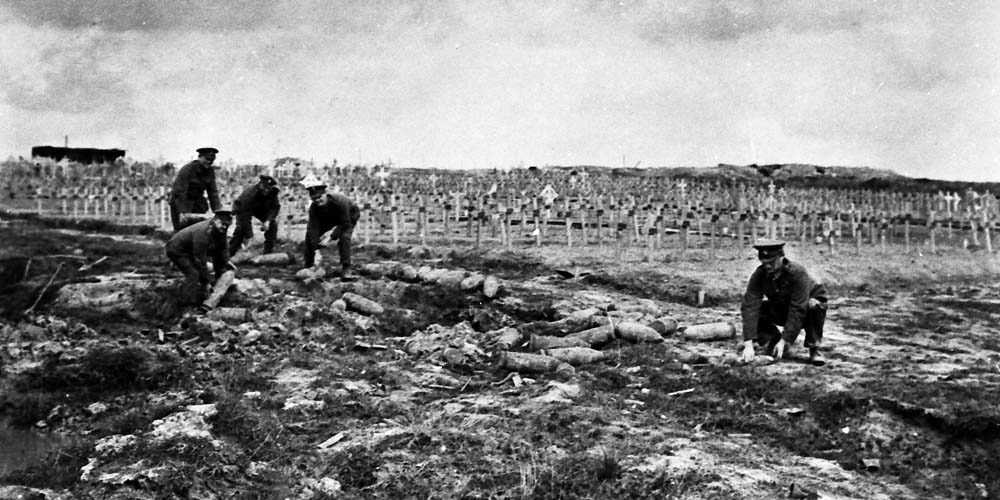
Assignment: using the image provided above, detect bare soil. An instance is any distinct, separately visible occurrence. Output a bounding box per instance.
[1,213,999,499]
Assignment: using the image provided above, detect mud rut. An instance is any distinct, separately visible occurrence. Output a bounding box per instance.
[1,215,999,500]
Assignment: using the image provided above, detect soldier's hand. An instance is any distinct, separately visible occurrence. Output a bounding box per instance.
[772,339,788,359]
[808,297,822,309]
[739,341,755,364]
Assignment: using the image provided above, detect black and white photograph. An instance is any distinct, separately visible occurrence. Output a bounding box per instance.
[1,1,998,498]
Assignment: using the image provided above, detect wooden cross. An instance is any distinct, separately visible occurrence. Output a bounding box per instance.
[540,184,559,206]
[375,168,391,188]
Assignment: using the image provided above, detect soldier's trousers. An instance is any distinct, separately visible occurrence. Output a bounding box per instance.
[333,223,356,270]
[754,299,827,350]
[331,206,361,270]
[167,252,207,306]
[229,215,278,255]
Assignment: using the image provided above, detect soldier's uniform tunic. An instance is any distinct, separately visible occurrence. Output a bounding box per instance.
[304,193,361,269]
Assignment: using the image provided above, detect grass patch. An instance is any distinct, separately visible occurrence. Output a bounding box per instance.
[14,345,191,393]
[494,291,560,323]
[1,392,64,427]
[444,248,555,280]
[3,346,195,430]
[612,342,1000,498]
[527,453,731,499]
[97,400,182,436]
[210,394,292,462]
[0,440,94,489]
[0,216,167,319]
[378,283,478,336]
[922,297,1000,324]
[581,270,719,306]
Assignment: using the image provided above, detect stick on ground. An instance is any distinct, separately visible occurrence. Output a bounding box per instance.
[25,262,63,315]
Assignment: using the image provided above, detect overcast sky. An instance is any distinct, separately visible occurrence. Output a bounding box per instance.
[1,0,998,181]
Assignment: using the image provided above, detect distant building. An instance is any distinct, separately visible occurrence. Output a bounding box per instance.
[31,146,126,164]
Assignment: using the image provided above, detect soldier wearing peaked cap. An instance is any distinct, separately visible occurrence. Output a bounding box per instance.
[301,175,361,280]
[739,239,829,366]
[165,210,235,307]
[229,175,281,256]
[169,147,221,231]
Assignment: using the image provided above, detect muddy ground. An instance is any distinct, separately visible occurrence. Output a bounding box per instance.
[1,213,999,500]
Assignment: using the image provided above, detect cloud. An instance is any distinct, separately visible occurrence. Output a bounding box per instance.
[2,32,134,113]
[2,0,275,31]
[0,0,998,180]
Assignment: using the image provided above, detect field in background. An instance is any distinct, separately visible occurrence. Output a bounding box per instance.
[1,162,999,498]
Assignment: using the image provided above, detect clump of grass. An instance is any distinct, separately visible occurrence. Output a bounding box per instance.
[98,400,182,436]
[378,283,477,335]
[593,448,623,481]
[0,441,94,489]
[327,449,380,490]
[494,291,559,323]
[581,270,717,305]
[526,452,724,499]
[210,394,290,462]
[377,307,432,337]
[1,392,62,427]
[444,248,553,279]
[210,358,273,393]
[14,345,192,393]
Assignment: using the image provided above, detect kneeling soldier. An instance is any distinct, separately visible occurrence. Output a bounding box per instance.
[301,175,361,280]
[739,239,829,366]
[165,210,235,306]
[229,175,281,256]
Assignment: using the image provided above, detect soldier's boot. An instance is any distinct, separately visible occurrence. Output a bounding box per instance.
[340,264,355,281]
[809,348,825,366]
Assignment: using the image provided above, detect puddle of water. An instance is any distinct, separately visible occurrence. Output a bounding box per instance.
[0,420,68,476]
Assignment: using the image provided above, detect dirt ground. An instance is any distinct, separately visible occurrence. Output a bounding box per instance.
[1,213,999,500]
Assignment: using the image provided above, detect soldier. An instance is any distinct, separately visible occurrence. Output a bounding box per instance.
[169,147,221,231]
[301,174,361,280]
[739,239,829,366]
[165,210,235,307]
[229,175,281,256]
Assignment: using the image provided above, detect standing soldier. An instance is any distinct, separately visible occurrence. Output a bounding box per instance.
[169,147,221,231]
[229,175,281,256]
[301,174,361,280]
[165,210,235,307]
[739,239,829,366]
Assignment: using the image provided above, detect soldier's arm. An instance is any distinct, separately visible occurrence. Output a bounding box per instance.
[207,172,222,211]
[170,166,191,212]
[304,205,321,267]
[212,234,231,277]
[740,268,765,341]
[192,234,212,283]
[266,194,280,222]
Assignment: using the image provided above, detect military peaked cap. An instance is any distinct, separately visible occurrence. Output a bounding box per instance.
[752,239,785,259]
[196,147,219,155]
